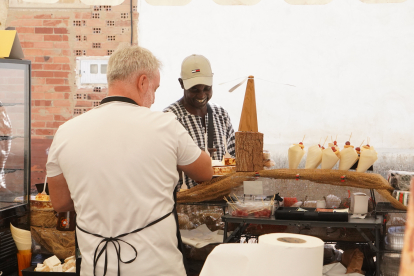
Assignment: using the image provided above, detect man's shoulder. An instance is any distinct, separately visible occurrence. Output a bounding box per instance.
[209,102,229,117]
[163,100,185,117]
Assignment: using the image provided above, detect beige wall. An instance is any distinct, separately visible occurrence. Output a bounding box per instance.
[0,0,9,30]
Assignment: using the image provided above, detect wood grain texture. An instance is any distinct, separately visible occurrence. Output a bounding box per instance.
[235,131,263,172]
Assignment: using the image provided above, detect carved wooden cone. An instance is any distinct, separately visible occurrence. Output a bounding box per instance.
[235,76,263,172]
[238,76,258,132]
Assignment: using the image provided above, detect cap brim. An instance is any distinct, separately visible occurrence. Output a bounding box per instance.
[182,76,213,90]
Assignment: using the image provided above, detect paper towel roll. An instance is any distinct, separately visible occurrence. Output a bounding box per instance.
[200,233,324,276]
[259,233,324,276]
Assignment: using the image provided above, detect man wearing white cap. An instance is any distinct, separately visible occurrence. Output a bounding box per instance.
[164,54,236,189]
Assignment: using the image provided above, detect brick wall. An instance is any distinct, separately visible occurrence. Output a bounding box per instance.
[5,1,138,187]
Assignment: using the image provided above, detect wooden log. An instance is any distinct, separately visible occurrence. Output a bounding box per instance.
[235,131,263,172]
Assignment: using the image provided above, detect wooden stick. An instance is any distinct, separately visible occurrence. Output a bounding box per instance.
[349,132,352,141]
[360,140,365,147]
[335,135,338,141]
[323,136,328,147]
[302,135,306,143]
[223,196,238,211]
[233,193,240,202]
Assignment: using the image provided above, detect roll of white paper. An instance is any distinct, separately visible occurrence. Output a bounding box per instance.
[200,233,324,276]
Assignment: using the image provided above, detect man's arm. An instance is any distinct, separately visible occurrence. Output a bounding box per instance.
[178,151,213,182]
[48,173,75,212]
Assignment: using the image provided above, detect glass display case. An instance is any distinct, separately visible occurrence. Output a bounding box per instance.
[0,59,31,275]
[0,59,31,210]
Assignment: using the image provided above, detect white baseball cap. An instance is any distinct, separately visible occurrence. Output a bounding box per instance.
[180,54,213,90]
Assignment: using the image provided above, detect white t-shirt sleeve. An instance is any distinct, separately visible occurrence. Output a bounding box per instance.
[175,120,202,166]
[46,130,63,177]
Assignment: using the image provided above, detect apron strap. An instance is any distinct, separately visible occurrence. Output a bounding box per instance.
[77,211,173,276]
[207,103,214,149]
[173,191,189,276]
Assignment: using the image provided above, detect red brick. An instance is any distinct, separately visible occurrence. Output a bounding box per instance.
[54,114,70,121]
[88,94,106,100]
[44,64,62,70]
[53,100,71,107]
[24,49,43,56]
[75,100,92,107]
[33,42,54,48]
[54,28,68,34]
[54,72,70,78]
[44,35,62,41]
[16,27,35,34]
[53,57,70,63]
[46,121,65,128]
[46,78,65,85]
[82,13,91,19]
[32,64,43,70]
[64,93,71,99]
[33,86,54,93]
[62,64,71,70]
[48,107,72,114]
[54,42,70,49]
[21,34,44,41]
[117,21,131,27]
[62,49,71,55]
[106,13,120,20]
[43,20,62,26]
[32,92,45,99]
[34,100,52,106]
[35,27,53,34]
[9,19,42,27]
[32,121,46,128]
[20,42,34,48]
[53,15,70,19]
[33,71,54,78]
[32,78,46,85]
[35,129,56,135]
[45,92,64,99]
[34,14,53,19]
[62,35,69,41]
[32,113,54,121]
[112,5,130,12]
[43,49,62,56]
[35,57,52,63]
[74,12,82,19]
[84,20,102,27]
[87,49,106,56]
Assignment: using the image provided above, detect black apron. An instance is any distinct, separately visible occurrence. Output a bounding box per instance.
[76,96,188,276]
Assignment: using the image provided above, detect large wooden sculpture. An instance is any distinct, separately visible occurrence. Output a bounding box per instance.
[236,76,263,172]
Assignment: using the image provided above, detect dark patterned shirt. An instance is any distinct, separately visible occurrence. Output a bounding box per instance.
[164,100,236,189]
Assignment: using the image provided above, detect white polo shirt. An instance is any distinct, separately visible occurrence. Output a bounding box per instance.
[47,100,201,276]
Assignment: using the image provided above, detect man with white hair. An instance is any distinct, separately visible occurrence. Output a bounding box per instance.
[47,46,212,276]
